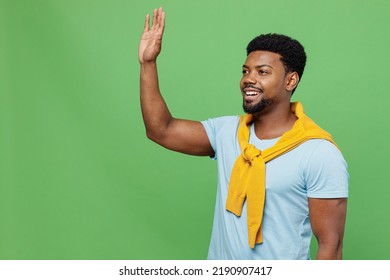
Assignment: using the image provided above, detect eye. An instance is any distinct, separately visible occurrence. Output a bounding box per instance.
[242,69,248,75]
[259,70,268,75]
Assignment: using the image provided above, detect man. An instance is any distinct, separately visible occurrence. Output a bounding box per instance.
[138,8,348,260]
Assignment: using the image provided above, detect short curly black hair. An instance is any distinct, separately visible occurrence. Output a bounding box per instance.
[247,33,307,84]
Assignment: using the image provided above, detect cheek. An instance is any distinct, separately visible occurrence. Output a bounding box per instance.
[239,78,245,88]
[266,77,283,89]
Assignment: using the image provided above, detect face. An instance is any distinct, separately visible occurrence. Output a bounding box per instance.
[240,51,294,114]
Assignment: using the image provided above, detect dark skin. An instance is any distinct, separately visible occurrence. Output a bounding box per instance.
[139,7,347,259]
[240,50,299,140]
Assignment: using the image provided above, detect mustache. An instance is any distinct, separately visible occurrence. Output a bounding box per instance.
[243,84,263,92]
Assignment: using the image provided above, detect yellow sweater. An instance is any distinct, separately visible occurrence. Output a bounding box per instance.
[225,102,337,248]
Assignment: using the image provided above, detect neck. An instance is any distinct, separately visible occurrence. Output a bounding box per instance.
[252,102,297,140]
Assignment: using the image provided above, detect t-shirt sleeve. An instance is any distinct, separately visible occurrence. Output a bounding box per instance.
[201,118,217,158]
[201,116,239,160]
[305,140,349,198]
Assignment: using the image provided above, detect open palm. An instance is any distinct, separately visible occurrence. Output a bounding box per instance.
[138,8,165,64]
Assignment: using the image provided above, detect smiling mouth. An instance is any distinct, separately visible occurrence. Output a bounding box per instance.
[244,91,259,96]
[242,85,262,97]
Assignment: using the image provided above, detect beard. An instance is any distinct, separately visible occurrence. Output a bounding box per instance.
[243,97,274,114]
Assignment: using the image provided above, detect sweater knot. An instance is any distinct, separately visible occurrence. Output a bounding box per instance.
[243,144,261,162]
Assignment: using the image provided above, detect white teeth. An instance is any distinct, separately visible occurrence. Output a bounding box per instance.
[245,91,258,96]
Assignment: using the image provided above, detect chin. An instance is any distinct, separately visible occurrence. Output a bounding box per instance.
[243,99,272,114]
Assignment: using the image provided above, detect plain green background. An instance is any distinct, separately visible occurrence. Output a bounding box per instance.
[1,0,389,259]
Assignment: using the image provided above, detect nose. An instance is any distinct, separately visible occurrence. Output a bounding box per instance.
[241,71,256,86]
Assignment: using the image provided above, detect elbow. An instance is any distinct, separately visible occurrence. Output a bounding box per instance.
[145,128,166,145]
[145,129,157,142]
[144,119,172,145]
[334,239,344,259]
[317,237,344,260]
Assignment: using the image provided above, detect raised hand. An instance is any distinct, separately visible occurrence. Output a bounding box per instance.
[138,7,165,64]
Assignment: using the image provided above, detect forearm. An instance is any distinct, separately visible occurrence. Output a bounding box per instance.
[140,61,173,140]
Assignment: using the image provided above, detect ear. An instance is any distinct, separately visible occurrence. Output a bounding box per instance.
[286,72,300,92]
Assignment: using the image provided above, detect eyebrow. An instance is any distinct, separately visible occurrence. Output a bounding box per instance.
[242,64,273,69]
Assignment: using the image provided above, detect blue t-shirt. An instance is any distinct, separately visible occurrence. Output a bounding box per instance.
[201,116,349,260]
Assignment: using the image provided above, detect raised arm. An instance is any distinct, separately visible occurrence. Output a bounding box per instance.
[309,197,348,259]
[139,8,214,156]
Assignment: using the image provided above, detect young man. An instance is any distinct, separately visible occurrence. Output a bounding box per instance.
[139,8,348,260]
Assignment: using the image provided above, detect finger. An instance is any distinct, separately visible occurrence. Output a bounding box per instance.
[156,7,165,31]
[159,10,165,34]
[143,14,150,32]
[155,7,162,30]
[154,7,163,30]
[151,8,157,30]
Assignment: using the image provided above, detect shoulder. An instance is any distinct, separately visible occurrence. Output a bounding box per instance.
[201,115,240,136]
[201,116,240,129]
[200,116,240,157]
[300,139,349,198]
[301,139,346,166]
